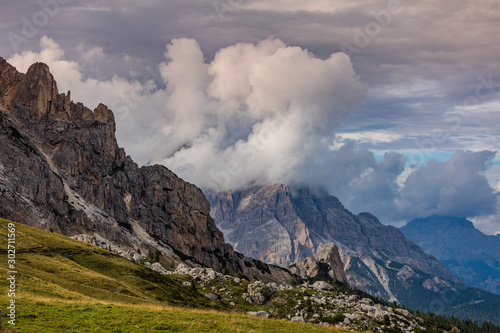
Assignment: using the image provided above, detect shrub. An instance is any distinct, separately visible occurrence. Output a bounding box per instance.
[289,275,299,287]
[147,248,161,263]
[322,313,346,324]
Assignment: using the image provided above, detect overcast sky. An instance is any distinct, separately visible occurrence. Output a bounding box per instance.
[1,0,499,234]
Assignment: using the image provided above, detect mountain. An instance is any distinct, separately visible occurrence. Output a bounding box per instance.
[0,58,291,283]
[208,184,457,300]
[401,216,500,295]
[207,184,500,323]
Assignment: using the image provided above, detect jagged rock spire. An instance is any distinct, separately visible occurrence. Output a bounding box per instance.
[12,62,59,120]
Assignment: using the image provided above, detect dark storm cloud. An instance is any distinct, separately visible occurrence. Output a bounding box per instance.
[400,150,498,219]
[311,147,498,225]
[3,0,499,95]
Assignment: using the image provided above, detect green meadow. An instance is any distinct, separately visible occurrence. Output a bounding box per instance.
[0,219,347,332]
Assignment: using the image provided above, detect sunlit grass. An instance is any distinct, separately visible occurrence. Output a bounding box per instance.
[12,297,346,332]
[0,219,350,332]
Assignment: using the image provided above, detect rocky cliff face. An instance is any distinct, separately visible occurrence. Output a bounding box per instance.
[401,216,500,295]
[208,184,310,265]
[0,58,291,284]
[289,243,347,284]
[208,184,460,303]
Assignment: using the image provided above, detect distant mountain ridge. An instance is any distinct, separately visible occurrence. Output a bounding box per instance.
[208,184,459,301]
[401,216,500,295]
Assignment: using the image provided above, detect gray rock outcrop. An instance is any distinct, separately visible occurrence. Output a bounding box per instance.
[203,293,220,301]
[311,281,335,291]
[246,281,276,305]
[247,311,269,318]
[290,243,347,284]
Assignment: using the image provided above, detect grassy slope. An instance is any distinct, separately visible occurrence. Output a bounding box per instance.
[0,219,345,332]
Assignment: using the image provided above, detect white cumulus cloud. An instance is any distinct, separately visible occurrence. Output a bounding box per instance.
[8,36,366,191]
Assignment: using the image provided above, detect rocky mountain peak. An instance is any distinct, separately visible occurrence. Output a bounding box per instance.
[94,103,115,126]
[357,212,382,224]
[0,57,20,81]
[406,215,474,229]
[12,62,59,120]
[208,183,317,266]
[0,57,23,106]
[209,184,460,302]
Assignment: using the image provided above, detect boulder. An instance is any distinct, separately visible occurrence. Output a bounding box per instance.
[248,311,269,319]
[203,293,220,301]
[151,262,169,275]
[247,281,275,305]
[312,281,334,291]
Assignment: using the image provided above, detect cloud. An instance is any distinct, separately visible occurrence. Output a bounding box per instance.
[7,36,499,234]
[399,150,498,219]
[3,2,499,157]
[77,44,104,64]
[293,143,498,226]
[158,37,366,190]
[295,142,407,215]
[326,148,498,225]
[7,36,365,191]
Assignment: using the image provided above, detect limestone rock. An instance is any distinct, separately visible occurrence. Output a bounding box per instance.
[203,293,220,301]
[290,243,347,285]
[241,293,253,303]
[422,277,453,292]
[312,281,334,291]
[247,281,276,305]
[247,311,269,318]
[349,295,359,302]
[175,263,191,275]
[208,184,313,266]
[11,62,59,120]
[208,270,217,280]
[151,262,169,275]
